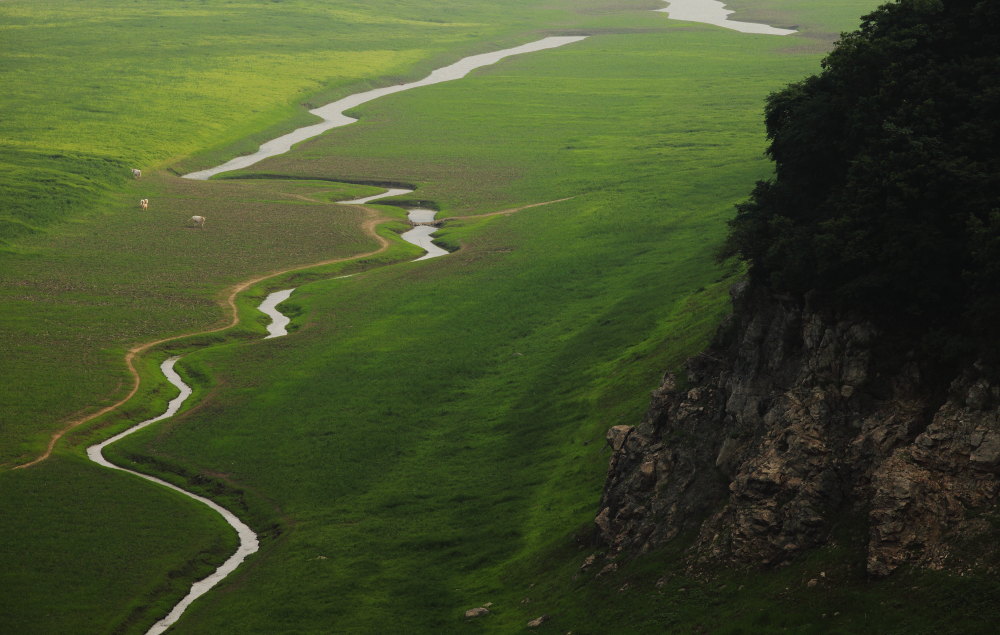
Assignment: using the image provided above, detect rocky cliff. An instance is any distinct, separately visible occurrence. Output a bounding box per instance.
[597,282,1000,576]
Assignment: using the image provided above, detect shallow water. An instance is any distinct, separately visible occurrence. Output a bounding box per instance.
[182,37,587,180]
[657,0,796,35]
[337,192,448,261]
[402,219,449,261]
[259,288,295,339]
[86,358,260,635]
[405,208,437,224]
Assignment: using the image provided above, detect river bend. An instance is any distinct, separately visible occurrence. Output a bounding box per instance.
[339,187,449,260]
[86,358,260,635]
[259,288,295,338]
[92,184,458,632]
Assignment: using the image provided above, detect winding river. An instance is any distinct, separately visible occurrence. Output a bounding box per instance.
[86,186,449,633]
[87,210,446,632]
[340,188,450,261]
[182,37,587,181]
[84,292,297,634]
[86,358,259,635]
[84,10,797,630]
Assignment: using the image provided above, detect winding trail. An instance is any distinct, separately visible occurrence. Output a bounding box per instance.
[12,183,570,633]
[450,196,576,221]
[12,203,393,471]
[13,193,570,471]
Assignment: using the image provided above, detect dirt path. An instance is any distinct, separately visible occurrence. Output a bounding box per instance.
[12,204,390,470]
[448,196,575,221]
[11,194,572,470]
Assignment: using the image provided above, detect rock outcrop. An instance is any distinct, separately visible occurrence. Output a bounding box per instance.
[597,282,1000,575]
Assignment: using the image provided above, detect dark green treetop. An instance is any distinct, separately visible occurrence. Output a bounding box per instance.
[726,0,999,354]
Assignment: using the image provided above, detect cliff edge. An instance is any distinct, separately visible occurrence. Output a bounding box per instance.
[597,281,1000,576]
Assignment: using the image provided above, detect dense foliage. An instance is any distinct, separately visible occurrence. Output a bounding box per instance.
[726,0,1000,342]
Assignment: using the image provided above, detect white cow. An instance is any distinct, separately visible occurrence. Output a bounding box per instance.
[191,215,206,228]
[139,199,149,210]
[131,168,141,179]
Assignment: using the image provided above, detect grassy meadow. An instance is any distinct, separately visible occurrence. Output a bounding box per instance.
[1,0,644,466]
[0,0,936,633]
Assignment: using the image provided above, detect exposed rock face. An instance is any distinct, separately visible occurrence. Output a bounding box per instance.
[464,607,490,619]
[526,614,550,628]
[597,282,1000,575]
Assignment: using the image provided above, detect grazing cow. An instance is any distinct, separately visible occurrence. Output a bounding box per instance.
[131,168,141,179]
[139,199,149,210]
[191,215,206,228]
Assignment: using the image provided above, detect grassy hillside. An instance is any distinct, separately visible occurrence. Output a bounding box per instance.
[110,5,878,633]
[0,0,890,633]
[0,0,621,241]
[0,1,637,632]
[0,455,238,634]
[1,0,645,466]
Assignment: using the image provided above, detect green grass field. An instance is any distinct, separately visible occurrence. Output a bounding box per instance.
[7,1,978,633]
[1,0,647,467]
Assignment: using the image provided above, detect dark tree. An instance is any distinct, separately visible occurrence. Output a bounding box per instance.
[726,0,1000,353]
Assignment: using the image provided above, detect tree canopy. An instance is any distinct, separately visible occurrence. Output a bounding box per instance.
[726,0,1000,351]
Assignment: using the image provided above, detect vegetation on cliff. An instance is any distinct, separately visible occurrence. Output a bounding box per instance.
[726,0,1000,354]
[589,5,1000,631]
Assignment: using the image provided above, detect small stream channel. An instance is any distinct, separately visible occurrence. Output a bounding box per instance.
[86,359,260,635]
[341,188,449,261]
[88,186,449,632]
[259,188,449,340]
[258,288,295,338]
[87,184,452,633]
